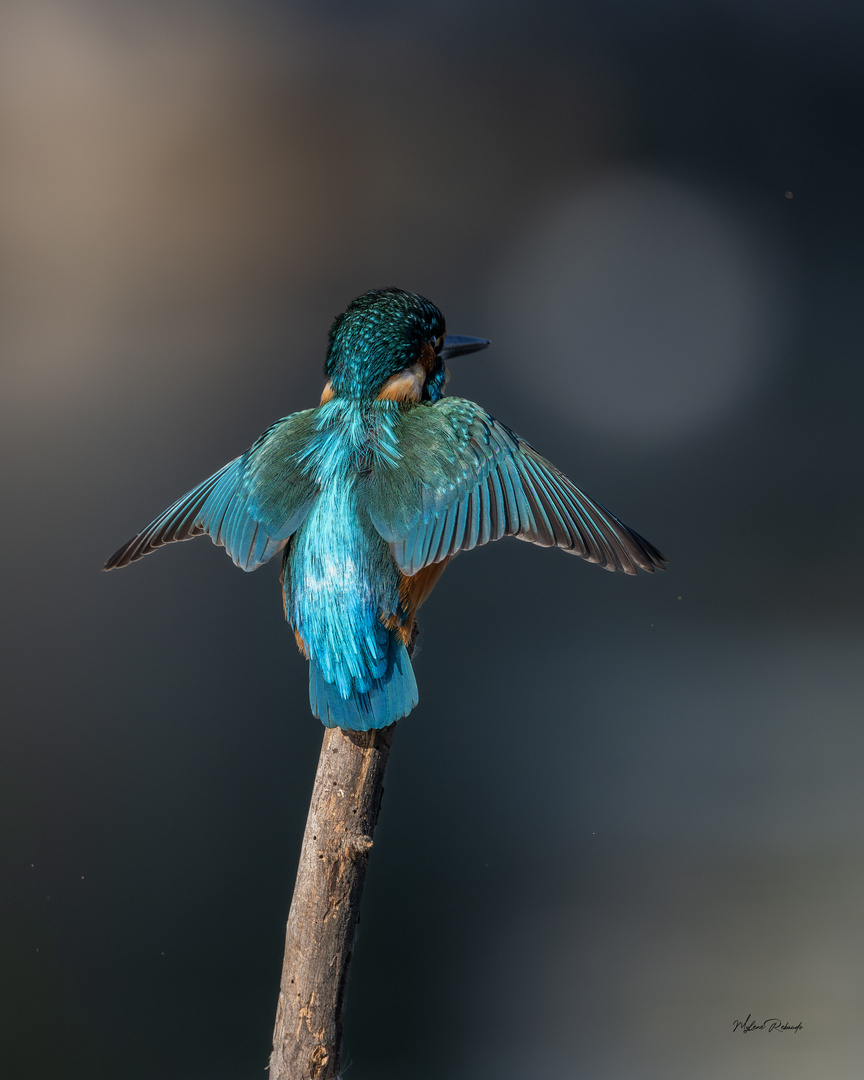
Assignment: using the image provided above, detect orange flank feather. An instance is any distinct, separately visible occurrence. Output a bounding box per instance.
[319,381,335,404]
[280,555,301,653]
[383,557,451,645]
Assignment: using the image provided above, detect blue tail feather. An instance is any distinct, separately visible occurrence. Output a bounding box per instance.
[309,629,418,730]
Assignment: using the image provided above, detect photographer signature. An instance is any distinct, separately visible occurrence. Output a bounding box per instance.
[733,1014,803,1033]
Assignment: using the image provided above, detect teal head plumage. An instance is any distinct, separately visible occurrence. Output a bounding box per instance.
[325,288,447,402]
[105,287,666,730]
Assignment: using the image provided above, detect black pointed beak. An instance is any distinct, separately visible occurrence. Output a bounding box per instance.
[439,334,491,360]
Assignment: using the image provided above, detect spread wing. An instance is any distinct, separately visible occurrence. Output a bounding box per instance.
[104,409,320,572]
[365,397,666,576]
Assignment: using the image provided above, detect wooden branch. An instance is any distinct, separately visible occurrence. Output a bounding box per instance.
[269,723,395,1080]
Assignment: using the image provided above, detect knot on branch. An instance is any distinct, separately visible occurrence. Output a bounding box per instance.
[346,834,373,859]
[309,1043,330,1077]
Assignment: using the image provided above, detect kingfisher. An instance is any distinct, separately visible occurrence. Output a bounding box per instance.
[105,288,666,730]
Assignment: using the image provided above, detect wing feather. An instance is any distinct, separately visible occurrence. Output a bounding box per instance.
[364,397,666,577]
[105,410,319,572]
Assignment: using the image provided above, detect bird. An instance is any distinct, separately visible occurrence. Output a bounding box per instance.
[105,287,666,730]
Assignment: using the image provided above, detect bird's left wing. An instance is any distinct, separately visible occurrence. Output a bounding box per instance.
[365,397,666,576]
[105,410,319,572]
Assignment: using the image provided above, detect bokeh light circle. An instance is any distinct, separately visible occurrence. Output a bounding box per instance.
[488,172,786,444]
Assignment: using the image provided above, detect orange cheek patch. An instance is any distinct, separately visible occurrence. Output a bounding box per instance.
[418,341,437,374]
[376,365,424,402]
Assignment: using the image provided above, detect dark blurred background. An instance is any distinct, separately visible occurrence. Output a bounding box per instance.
[2,0,863,1076]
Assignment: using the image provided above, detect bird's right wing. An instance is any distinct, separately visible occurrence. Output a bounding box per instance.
[364,397,666,577]
[104,409,320,572]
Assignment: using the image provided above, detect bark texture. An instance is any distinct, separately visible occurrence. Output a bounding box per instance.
[269,723,395,1080]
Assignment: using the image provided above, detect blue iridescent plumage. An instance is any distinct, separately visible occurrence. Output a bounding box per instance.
[105,287,666,730]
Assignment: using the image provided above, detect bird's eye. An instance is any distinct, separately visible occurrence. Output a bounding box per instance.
[434,334,445,353]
